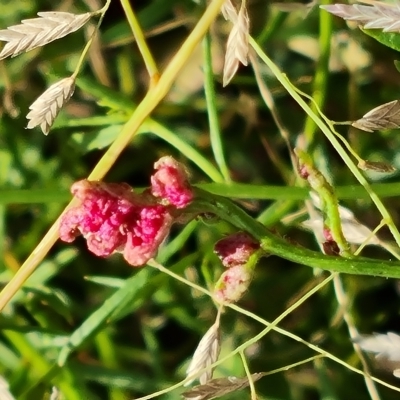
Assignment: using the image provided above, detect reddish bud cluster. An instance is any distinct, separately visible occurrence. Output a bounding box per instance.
[59,156,192,267]
[213,232,259,304]
[214,231,259,268]
[151,156,193,208]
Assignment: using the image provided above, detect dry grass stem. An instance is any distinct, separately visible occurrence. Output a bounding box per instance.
[223,4,249,86]
[0,11,92,60]
[185,318,221,386]
[26,76,75,135]
[321,2,400,32]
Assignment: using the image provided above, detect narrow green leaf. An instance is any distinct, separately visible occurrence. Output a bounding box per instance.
[57,268,153,366]
[362,28,400,53]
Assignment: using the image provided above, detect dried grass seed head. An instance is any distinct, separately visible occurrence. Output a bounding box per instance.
[0,12,92,60]
[321,2,400,32]
[358,159,396,173]
[26,76,75,135]
[221,0,238,22]
[352,100,400,132]
[185,320,221,386]
[223,5,250,87]
[182,373,265,400]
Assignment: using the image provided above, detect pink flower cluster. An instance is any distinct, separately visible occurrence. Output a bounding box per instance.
[59,156,193,267]
[213,232,260,304]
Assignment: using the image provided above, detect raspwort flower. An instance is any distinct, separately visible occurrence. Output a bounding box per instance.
[59,180,173,267]
[151,156,193,208]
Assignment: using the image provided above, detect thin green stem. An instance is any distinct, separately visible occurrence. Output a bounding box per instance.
[147,119,224,183]
[4,180,400,204]
[239,351,257,400]
[250,51,297,171]
[88,0,226,180]
[256,11,287,45]
[119,0,159,83]
[72,0,112,78]
[296,87,365,164]
[296,149,350,255]
[303,0,332,146]
[203,32,231,182]
[332,275,381,400]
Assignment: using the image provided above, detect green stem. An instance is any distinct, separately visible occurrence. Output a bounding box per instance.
[239,351,257,400]
[5,180,400,204]
[193,188,400,278]
[72,0,112,78]
[147,119,224,182]
[203,32,231,182]
[296,148,350,255]
[303,0,332,146]
[256,11,287,45]
[119,0,159,83]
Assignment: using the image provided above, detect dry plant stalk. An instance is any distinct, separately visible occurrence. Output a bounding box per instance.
[0,12,92,60]
[26,77,76,135]
[223,3,250,86]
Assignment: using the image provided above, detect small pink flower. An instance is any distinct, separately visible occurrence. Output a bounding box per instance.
[59,180,172,267]
[214,265,252,304]
[214,232,259,268]
[151,156,193,208]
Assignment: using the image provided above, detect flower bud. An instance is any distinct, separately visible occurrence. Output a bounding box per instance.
[214,265,252,304]
[213,232,260,304]
[214,232,259,268]
[151,156,193,208]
